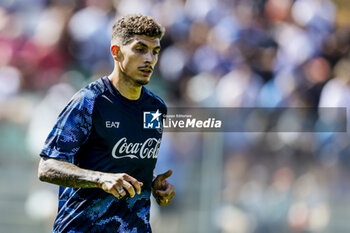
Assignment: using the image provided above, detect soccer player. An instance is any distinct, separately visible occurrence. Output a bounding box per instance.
[38,14,175,233]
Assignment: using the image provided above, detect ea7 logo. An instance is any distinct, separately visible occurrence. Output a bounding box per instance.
[106,121,120,128]
[143,110,162,129]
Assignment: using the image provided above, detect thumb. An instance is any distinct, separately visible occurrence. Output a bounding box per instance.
[157,169,173,180]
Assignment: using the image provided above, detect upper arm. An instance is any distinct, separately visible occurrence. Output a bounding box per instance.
[40,89,95,162]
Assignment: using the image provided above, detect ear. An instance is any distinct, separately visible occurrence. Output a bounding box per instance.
[111,45,120,61]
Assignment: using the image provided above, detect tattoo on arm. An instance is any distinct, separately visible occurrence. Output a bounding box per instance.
[38,157,103,188]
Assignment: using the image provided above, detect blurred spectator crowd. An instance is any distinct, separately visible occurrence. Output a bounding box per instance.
[1,0,350,232]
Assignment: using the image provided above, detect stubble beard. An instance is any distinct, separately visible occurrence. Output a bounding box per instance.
[135,78,150,86]
[120,65,150,86]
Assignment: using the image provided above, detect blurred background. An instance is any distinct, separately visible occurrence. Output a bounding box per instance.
[1,0,350,232]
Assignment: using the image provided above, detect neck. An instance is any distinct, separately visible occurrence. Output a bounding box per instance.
[108,66,142,100]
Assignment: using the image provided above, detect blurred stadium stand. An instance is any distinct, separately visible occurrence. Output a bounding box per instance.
[1,0,350,232]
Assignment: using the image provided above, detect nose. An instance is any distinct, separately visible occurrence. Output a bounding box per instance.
[145,51,157,64]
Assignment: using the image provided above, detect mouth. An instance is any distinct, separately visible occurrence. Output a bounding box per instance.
[139,67,153,76]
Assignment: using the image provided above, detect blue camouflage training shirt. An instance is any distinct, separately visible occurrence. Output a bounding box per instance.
[40,76,167,233]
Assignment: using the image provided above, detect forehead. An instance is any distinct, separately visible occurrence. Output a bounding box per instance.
[128,35,160,48]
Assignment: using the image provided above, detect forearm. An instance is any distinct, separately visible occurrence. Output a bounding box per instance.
[38,157,103,188]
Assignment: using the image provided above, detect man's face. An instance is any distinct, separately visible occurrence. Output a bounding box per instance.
[115,35,161,86]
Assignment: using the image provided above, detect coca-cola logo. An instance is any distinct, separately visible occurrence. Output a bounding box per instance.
[111,137,161,159]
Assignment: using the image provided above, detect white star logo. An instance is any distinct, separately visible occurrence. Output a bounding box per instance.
[151,109,162,122]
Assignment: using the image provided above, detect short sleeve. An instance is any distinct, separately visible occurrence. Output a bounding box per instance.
[40,89,96,162]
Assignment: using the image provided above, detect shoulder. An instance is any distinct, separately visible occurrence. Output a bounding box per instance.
[67,78,107,114]
[80,78,106,98]
[143,87,167,109]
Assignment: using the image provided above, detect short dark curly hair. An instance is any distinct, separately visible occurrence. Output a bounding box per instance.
[112,14,165,45]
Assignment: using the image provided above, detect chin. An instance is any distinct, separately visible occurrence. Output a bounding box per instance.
[136,79,150,86]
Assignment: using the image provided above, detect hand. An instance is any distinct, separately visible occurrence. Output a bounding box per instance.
[99,173,143,199]
[152,170,175,206]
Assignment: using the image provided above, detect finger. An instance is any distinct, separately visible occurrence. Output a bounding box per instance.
[111,183,126,198]
[114,180,127,197]
[168,193,175,202]
[116,186,126,197]
[159,197,171,206]
[122,180,135,198]
[109,188,122,199]
[166,193,175,204]
[156,184,174,196]
[166,191,175,200]
[157,195,167,205]
[157,169,173,181]
[102,183,122,199]
[157,190,172,197]
[124,175,142,195]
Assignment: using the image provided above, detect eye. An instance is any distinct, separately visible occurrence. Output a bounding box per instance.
[135,47,146,53]
[153,50,160,55]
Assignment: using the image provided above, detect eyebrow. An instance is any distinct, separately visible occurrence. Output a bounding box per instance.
[135,41,161,50]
